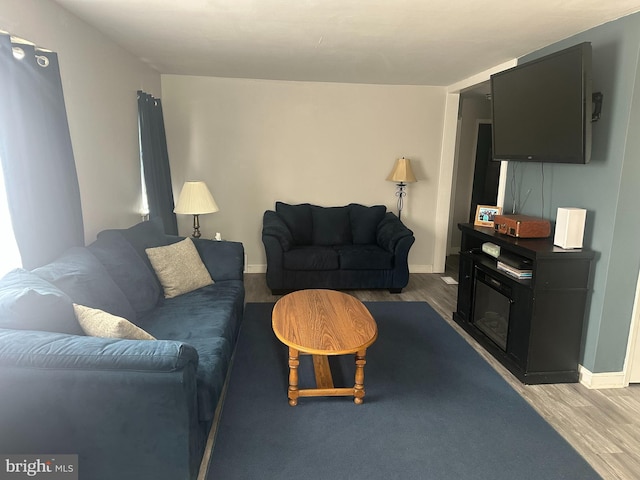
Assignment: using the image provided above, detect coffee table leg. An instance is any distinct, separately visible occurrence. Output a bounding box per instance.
[354,349,367,405]
[288,347,300,406]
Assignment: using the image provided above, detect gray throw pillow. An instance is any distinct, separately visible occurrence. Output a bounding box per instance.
[74,304,155,340]
[145,238,214,298]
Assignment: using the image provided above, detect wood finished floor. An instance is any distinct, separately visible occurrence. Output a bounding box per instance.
[244,258,640,480]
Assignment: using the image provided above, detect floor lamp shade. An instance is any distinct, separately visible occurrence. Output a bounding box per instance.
[174,181,219,238]
[386,157,417,183]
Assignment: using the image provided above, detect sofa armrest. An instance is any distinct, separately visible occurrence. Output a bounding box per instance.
[262,210,293,251]
[262,211,292,292]
[376,213,415,289]
[192,238,245,281]
[0,329,201,480]
[0,328,198,371]
[376,212,414,252]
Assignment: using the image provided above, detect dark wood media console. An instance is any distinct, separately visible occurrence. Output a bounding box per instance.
[454,223,595,384]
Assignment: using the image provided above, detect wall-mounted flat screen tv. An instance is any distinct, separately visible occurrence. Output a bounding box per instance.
[491,42,592,164]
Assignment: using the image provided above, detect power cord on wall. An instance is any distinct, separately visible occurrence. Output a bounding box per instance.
[510,161,538,215]
[511,162,531,215]
[511,162,518,213]
[541,162,545,218]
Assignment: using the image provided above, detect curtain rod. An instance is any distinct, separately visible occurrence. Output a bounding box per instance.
[1,30,53,52]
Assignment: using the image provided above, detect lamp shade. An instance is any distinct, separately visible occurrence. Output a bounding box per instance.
[386,157,417,183]
[174,181,219,215]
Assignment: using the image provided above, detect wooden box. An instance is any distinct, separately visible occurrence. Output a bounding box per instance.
[493,214,551,238]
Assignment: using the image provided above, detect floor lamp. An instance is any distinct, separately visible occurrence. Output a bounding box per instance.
[386,157,417,220]
[174,181,219,238]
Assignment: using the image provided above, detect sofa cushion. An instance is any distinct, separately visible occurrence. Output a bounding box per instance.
[192,238,245,281]
[88,231,161,313]
[336,245,394,270]
[33,247,137,322]
[349,204,386,244]
[136,280,244,421]
[137,281,244,347]
[0,269,83,335]
[283,246,339,270]
[275,202,312,245]
[74,304,156,340]
[146,238,214,299]
[100,218,176,275]
[311,205,352,246]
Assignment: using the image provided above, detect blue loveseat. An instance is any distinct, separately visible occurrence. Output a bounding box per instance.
[262,202,415,294]
[0,220,244,480]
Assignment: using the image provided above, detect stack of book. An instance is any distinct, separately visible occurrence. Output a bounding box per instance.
[497,261,532,279]
[496,251,533,279]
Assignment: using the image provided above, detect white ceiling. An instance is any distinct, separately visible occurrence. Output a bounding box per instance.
[53,0,640,86]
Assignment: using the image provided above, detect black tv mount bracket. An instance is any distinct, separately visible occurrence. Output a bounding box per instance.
[592,92,603,122]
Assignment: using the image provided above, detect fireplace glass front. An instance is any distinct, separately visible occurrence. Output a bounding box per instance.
[472,269,512,351]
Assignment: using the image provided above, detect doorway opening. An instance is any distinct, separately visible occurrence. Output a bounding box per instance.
[468,122,500,223]
[448,83,502,255]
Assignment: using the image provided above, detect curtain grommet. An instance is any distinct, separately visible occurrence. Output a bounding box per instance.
[36,55,49,67]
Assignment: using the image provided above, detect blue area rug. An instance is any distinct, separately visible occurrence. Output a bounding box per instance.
[207,302,599,479]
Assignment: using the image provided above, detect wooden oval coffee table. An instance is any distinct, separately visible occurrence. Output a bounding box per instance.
[272,289,378,406]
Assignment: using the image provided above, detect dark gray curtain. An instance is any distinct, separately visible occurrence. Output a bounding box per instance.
[0,34,84,269]
[137,91,178,235]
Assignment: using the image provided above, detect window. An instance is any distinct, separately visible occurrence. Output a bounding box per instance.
[0,159,22,276]
[138,120,149,219]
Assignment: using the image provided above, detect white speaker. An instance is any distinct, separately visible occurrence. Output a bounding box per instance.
[554,207,586,249]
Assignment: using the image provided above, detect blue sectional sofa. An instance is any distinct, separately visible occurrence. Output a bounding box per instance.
[0,220,244,480]
[262,202,415,294]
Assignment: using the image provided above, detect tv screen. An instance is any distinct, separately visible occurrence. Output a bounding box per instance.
[491,42,592,164]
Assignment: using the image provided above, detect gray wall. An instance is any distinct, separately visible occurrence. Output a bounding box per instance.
[161,75,447,272]
[504,13,640,373]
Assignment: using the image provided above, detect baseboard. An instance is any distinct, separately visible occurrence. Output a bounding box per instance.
[578,365,627,389]
[246,264,267,273]
[409,265,434,273]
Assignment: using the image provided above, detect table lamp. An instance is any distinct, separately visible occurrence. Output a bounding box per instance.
[174,181,219,238]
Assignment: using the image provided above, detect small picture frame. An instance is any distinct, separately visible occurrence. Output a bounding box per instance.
[474,205,502,227]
